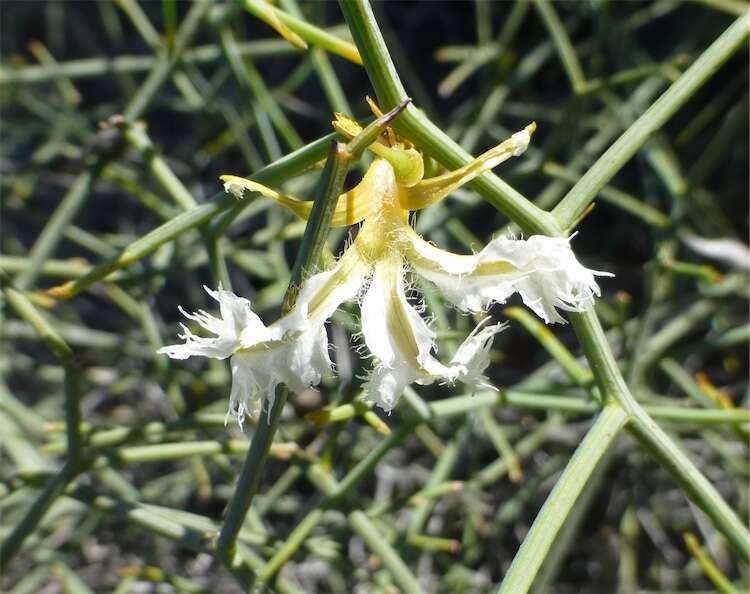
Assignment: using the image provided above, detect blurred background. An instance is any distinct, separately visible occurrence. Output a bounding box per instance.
[1,1,748,593]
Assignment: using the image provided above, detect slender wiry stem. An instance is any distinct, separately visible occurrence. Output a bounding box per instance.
[0,284,82,567]
[15,0,214,291]
[215,138,360,577]
[215,100,413,574]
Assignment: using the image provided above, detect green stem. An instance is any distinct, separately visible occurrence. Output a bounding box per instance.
[541,161,670,229]
[15,0,213,292]
[0,38,298,85]
[259,423,414,582]
[532,0,586,93]
[503,306,593,388]
[349,511,426,594]
[495,405,629,594]
[14,169,98,290]
[0,285,82,568]
[338,0,559,237]
[118,119,231,289]
[243,0,363,64]
[684,532,740,594]
[215,390,288,571]
[551,12,749,228]
[629,406,750,561]
[571,308,750,560]
[46,132,335,300]
[284,140,351,309]
[216,136,354,573]
[122,0,213,121]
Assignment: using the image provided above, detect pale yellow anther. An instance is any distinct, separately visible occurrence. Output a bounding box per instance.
[331,112,363,139]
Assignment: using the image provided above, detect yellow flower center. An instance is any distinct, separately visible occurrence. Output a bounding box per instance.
[350,159,411,265]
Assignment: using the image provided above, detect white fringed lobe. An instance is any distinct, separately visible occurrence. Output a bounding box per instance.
[359,258,506,410]
[159,286,332,428]
[406,232,612,324]
[158,287,262,361]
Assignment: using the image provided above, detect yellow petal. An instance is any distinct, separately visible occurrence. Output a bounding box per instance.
[221,174,313,220]
[221,162,387,228]
[400,122,536,211]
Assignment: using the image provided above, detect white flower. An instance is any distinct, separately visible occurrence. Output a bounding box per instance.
[159,287,309,427]
[163,120,612,421]
[158,249,366,426]
[158,286,254,361]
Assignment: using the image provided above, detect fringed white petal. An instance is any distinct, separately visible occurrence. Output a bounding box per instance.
[227,323,331,428]
[360,258,504,410]
[404,229,611,324]
[446,318,506,389]
[495,235,612,323]
[227,252,368,425]
[361,257,441,410]
[158,286,262,360]
[362,365,415,412]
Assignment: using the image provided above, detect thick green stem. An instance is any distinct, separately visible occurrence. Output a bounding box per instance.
[629,407,750,561]
[339,0,560,236]
[495,405,629,594]
[215,387,288,573]
[570,308,750,560]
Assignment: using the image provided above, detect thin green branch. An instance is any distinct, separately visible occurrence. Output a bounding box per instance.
[504,306,594,388]
[340,0,750,568]
[0,284,82,567]
[14,0,213,291]
[338,0,560,237]
[532,0,586,93]
[243,0,363,64]
[217,107,414,570]
[552,12,749,228]
[571,308,750,560]
[0,39,298,85]
[45,132,335,300]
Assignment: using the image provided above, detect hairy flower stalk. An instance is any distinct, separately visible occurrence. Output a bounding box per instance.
[160,113,610,423]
